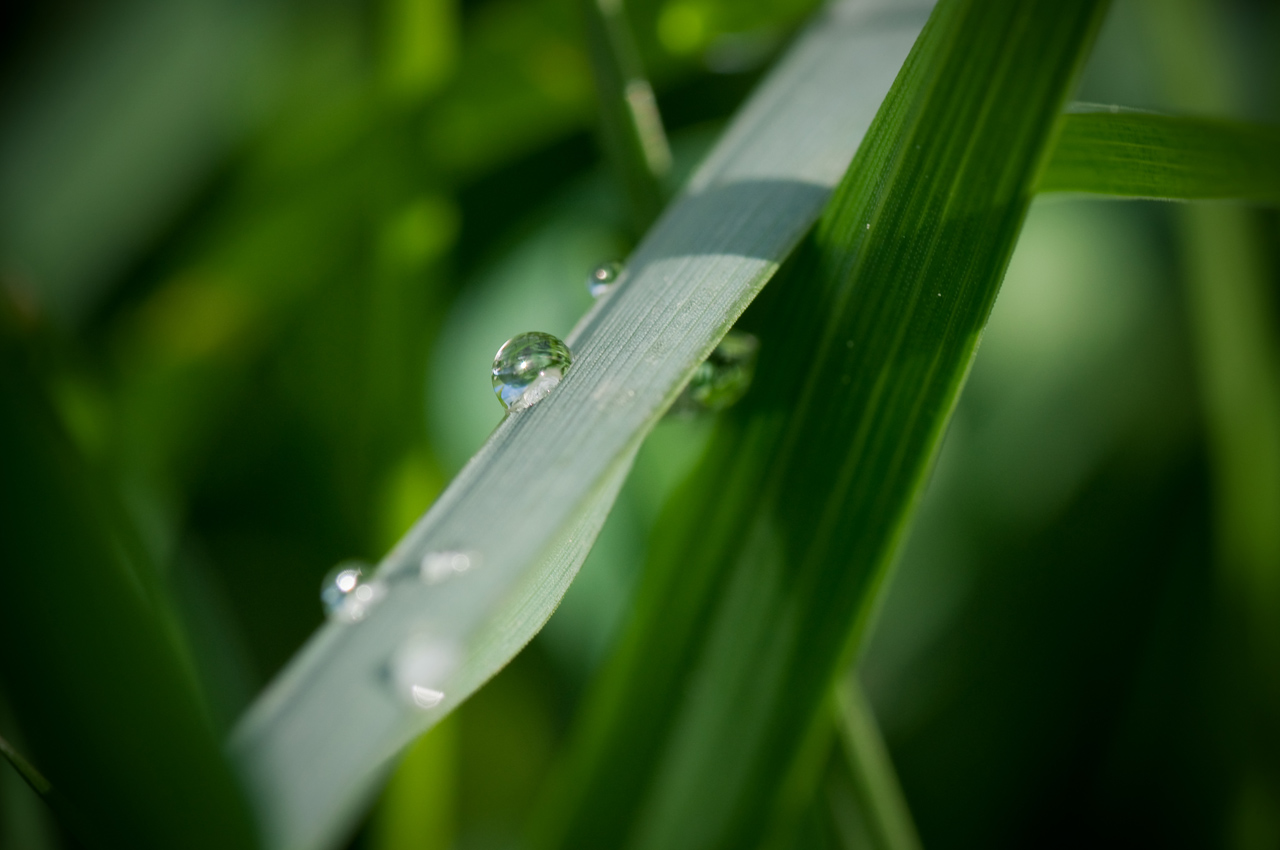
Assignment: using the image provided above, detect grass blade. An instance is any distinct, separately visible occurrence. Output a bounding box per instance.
[828,680,920,850]
[0,325,260,849]
[580,0,672,231]
[537,1,1109,848]
[1038,107,1280,202]
[230,3,931,848]
[0,733,98,847]
[1138,0,1280,831]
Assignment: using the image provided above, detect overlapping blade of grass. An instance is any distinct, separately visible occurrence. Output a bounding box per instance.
[579,0,671,231]
[826,679,920,850]
[0,326,260,849]
[1038,107,1280,201]
[230,3,932,848]
[536,1,1109,848]
[1139,0,1280,812]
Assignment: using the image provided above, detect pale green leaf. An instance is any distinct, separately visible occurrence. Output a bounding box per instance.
[229,3,931,848]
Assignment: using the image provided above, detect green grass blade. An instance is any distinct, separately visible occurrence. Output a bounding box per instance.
[829,680,920,850]
[580,0,672,231]
[0,329,260,850]
[0,734,52,805]
[537,1,1109,848]
[1037,108,1280,202]
[1139,2,1280,829]
[230,3,931,848]
[0,732,99,848]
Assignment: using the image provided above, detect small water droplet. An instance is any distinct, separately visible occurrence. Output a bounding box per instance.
[391,635,459,711]
[865,223,870,230]
[320,561,386,623]
[492,332,572,411]
[411,686,445,709]
[674,330,760,414]
[421,550,477,584]
[586,261,623,297]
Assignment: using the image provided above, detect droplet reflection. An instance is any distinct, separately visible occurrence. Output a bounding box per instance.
[586,261,623,297]
[320,561,386,623]
[675,330,760,414]
[411,686,445,709]
[492,331,572,411]
[421,550,476,584]
[392,635,459,711]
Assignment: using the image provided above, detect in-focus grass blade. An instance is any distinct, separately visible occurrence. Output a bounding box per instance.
[230,3,929,848]
[1038,107,1280,202]
[536,1,1109,848]
[0,325,260,850]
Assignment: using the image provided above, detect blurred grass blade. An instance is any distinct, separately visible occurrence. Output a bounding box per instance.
[828,680,920,850]
[0,734,52,803]
[1139,0,1280,830]
[0,733,97,847]
[0,326,260,850]
[580,0,672,231]
[231,3,931,848]
[537,1,1109,848]
[1038,107,1280,202]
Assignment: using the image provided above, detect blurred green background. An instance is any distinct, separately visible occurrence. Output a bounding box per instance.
[1,0,1278,848]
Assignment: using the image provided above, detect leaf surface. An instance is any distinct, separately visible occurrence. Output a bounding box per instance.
[230,3,931,848]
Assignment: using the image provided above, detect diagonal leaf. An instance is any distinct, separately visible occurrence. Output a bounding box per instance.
[229,3,932,848]
[536,1,1110,848]
[1038,107,1280,202]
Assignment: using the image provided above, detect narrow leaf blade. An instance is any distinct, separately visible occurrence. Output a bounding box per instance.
[539,1,1110,848]
[1038,108,1280,202]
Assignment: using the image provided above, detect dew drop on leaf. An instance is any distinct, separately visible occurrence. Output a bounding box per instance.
[320,561,386,623]
[492,332,572,411]
[674,330,760,414]
[586,261,624,297]
[420,550,477,584]
[391,635,458,711]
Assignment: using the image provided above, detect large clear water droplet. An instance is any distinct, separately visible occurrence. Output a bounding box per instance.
[586,261,623,297]
[421,550,477,584]
[492,332,572,411]
[320,561,386,623]
[391,635,459,710]
[677,330,760,413]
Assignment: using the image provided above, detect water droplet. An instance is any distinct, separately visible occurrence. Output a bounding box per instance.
[391,635,459,710]
[411,686,445,709]
[320,561,386,623]
[586,261,623,297]
[421,550,476,584]
[492,332,572,411]
[675,330,760,413]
